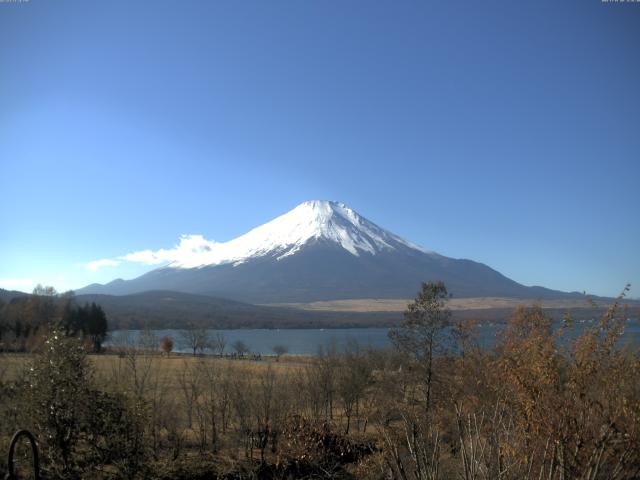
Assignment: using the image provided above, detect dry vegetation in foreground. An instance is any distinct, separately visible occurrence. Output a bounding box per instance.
[0,282,639,479]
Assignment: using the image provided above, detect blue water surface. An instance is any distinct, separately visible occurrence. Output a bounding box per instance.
[107,319,640,356]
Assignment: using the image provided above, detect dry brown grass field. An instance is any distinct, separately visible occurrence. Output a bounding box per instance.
[0,351,309,386]
[269,296,609,312]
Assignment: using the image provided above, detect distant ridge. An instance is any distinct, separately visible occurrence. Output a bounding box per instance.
[3,288,636,330]
[0,288,29,302]
[74,290,399,330]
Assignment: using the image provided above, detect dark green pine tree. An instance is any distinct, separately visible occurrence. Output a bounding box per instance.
[87,303,108,352]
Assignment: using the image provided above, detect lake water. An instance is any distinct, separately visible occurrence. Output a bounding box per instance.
[107,319,640,356]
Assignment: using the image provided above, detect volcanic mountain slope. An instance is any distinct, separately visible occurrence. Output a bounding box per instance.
[77,200,579,303]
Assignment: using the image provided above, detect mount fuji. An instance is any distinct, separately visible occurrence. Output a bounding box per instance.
[77,200,575,303]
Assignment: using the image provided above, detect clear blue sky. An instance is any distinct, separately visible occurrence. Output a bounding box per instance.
[1,0,638,298]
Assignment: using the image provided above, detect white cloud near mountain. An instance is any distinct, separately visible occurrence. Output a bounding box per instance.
[81,235,220,273]
[85,258,121,272]
[118,234,216,267]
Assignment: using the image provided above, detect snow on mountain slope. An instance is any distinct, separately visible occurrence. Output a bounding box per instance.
[147,200,431,269]
[77,200,581,302]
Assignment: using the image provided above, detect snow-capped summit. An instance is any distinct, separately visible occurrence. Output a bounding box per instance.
[163,200,429,269]
[78,201,575,303]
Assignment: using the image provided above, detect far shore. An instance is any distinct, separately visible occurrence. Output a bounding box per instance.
[265,296,628,313]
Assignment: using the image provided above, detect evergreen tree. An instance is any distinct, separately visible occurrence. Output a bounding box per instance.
[88,303,108,352]
[389,281,451,413]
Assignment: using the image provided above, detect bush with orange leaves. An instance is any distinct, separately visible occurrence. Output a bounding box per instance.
[452,286,640,480]
[380,284,640,480]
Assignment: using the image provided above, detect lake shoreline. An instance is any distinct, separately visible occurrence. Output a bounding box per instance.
[106,319,640,356]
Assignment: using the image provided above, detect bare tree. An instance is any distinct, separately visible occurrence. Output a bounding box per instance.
[251,366,290,462]
[232,339,249,356]
[177,359,201,429]
[103,329,156,399]
[211,332,227,356]
[128,333,156,399]
[230,371,253,457]
[180,327,210,356]
[272,344,288,361]
[314,341,339,420]
[336,344,373,434]
[145,359,173,455]
[300,363,325,420]
[380,411,442,480]
[139,328,159,353]
[195,358,228,452]
[230,366,291,462]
